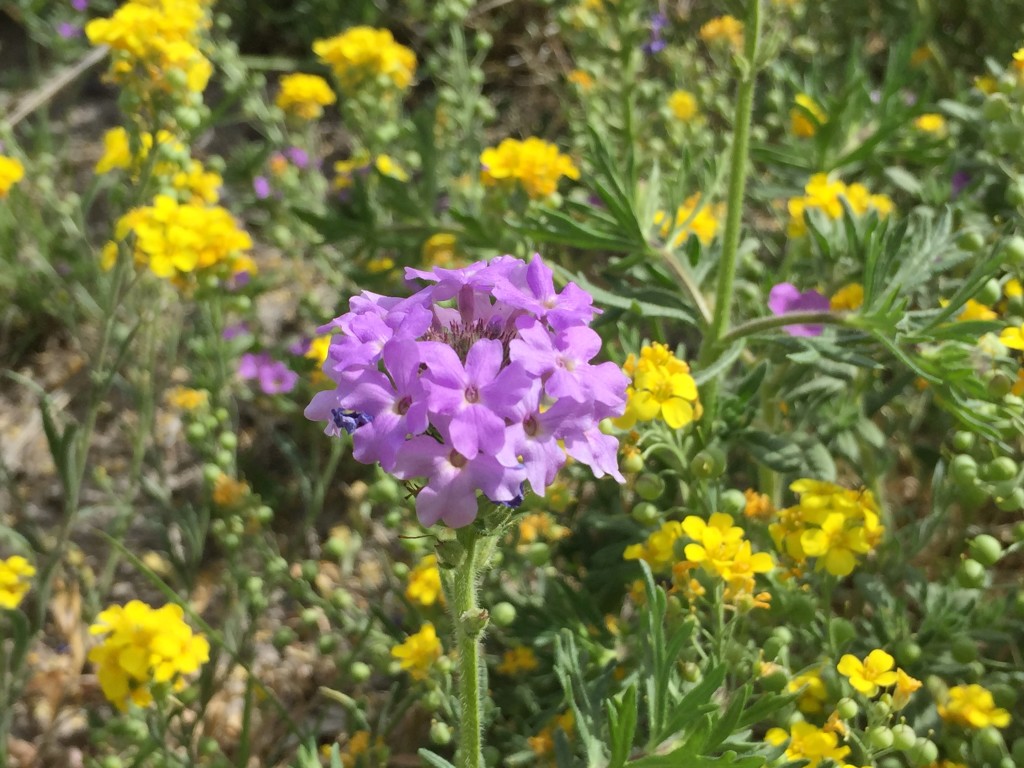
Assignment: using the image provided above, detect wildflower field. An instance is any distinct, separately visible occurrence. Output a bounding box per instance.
[2,0,1024,766]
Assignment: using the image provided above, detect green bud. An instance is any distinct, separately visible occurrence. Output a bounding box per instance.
[977,727,1005,761]
[203,463,222,484]
[950,454,979,485]
[300,608,321,627]
[524,542,551,566]
[690,448,726,479]
[422,689,443,711]
[1011,737,1024,767]
[622,451,645,474]
[987,372,1014,399]
[957,231,986,252]
[956,558,987,589]
[255,505,273,524]
[186,422,207,441]
[218,431,238,451]
[490,601,516,627]
[836,697,858,720]
[829,618,857,650]
[681,662,701,682]
[631,501,660,525]
[951,636,978,663]
[273,627,297,648]
[324,536,350,560]
[301,560,319,582]
[910,738,939,767]
[762,636,786,662]
[892,723,917,751]
[1001,234,1024,266]
[989,683,1018,710]
[430,720,453,745]
[996,487,1024,511]
[977,278,1002,305]
[867,726,894,750]
[318,635,338,654]
[221,533,240,550]
[459,608,489,637]
[951,430,976,452]
[969,534,1003,566]
[760,669,788,693]
[100,757,124,768]
[982,456,1018,482]
[635,473,666,501]
[215,449,234,468]
[331,589,354,610]
[895,639,922,665]
[719,489,747,515]
[198,736,220,757]
[349,661,371,682]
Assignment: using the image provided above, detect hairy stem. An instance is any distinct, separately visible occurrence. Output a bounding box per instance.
[696,0,764,422]
[452,527,489,768]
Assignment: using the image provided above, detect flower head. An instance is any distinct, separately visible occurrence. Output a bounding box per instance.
[615,342,701,429]
[480,138,579,199]
[837,649,897,697]
[699,15,743,50]
[668,90,699,122]
[0,155,25,197]
[768,283,831,337]
[88,601,209,710]
[405,554,443,606]
[0,556,36,609]
[313,27,415,95]
[497,646,539,675]
[765,721,850,767]
[791,94,827,137]
[306,255,627,528]
[938,684,1011,729]
[391,622,442,680]
[913,113,947,135]
[276,73,336,119]
[654,193,722,246]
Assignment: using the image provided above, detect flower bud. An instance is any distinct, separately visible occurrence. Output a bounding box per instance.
[430,720,452,745]
[719,489,747,515]
[867,726,894,750]
[969,534,1002,566]
[631,501,660,525]
[892,723,917,750]
[349,661,371,682]
[490,601,516,627]
[910,738,938,767]
[956,558,987,589]
[635,473,666,501]
[836,697,858,720]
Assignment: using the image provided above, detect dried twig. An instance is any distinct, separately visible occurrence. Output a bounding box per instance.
[3,45,108,130]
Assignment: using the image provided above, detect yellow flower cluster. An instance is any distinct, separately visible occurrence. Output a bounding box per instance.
[95,128,222,204]
[88,600,210,710]
[405,554,443,607]
[86,0,212,98]
[699,15,744,50]
[276,73,337,120]
[479,137,580,200]
[391,622,442,680]
[497,646,539,675]
[769,479,884,577]
[0,155,25,197]
[0,556,36,609]
[765,721,850,768]
[791,94,827,138]
[165,385,208,410]
[654,193,723,247]
[938,684,1011,729]
[837,650,922,710]
[787,174,894,238]
[615,343,701,430]
[110,194,253,280]
[529,711,575,758]
[668,90,699,122]
[682,513,774,586]
[830,283,865,311]
[914,113,947,135]
[788,668,828,713]
[313,27,416,96]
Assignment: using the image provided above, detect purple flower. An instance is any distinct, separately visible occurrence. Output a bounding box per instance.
[253,176,271,199]
[223,322,250,340]
[951,170,971,198]
[238,352,298,394]
[643,11,668,55]
[57,22,81,38]
[305,255,628,528]
[285,146,310,168]
[71,0,88,10]
[768,283,831,337]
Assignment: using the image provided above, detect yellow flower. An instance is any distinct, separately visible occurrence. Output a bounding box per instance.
[568,69,595,90]
[800,512,871,576]
[0,155,25,197]
[405,555,443,607]
[789,668,828,713]
[165,386,207,410]
[88,600,209,710]
[518,513,569,545]
[791,93,827,138]
[699,15,744,50]
[497,646,539,675]
[999,323,1024,350]
[391,622,442,680]
[938,684,1011,729]
[892,668,922,710]
[914,113,947,135]
[114,195,253,280]
[615,343,701,429]
[480,137,580,199]
[333,153,372,191]
[313,27,416,95]
[276,73,336,119]
[422,233,458,268]
[957,299,997,321]
[338,731,372,768]
[765,721,850,768]
[654,193,722,246]
[910,45,932,66]
[375,154,409,182]
[623,520,683,572]
[212,474,248,508]
[830,283,864,311]
[787,174,893,237]
[837,649,898,697]
[668,90,698,122]
[0,556,36,609]
[304,336,331,367]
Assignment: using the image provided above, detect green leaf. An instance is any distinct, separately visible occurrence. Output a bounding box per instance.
[693,341,747,386]
[706,685,750,749]
[658,665,726,742]
[417,749,456,768]
[608,684,639,768]
[801,441,837,481]
[884,167,923,197]
[740,431,805,473]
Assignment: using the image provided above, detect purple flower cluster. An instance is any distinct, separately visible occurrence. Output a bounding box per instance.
[305,255,628,528]
[768,282,830,337]
[239,352,298,394]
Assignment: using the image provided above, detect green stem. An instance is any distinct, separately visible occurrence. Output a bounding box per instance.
[452,528,489,768]
[719,311,852,346]
[696,0,763,422]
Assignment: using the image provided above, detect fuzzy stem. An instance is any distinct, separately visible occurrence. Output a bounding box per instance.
[452,527,488,768]
[696,0,763,421]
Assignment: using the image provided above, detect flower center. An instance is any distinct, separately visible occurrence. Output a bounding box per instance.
[465,386,480,403]
[449,450,468,469]
[395,395,412,415]
[524,414,538,436]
